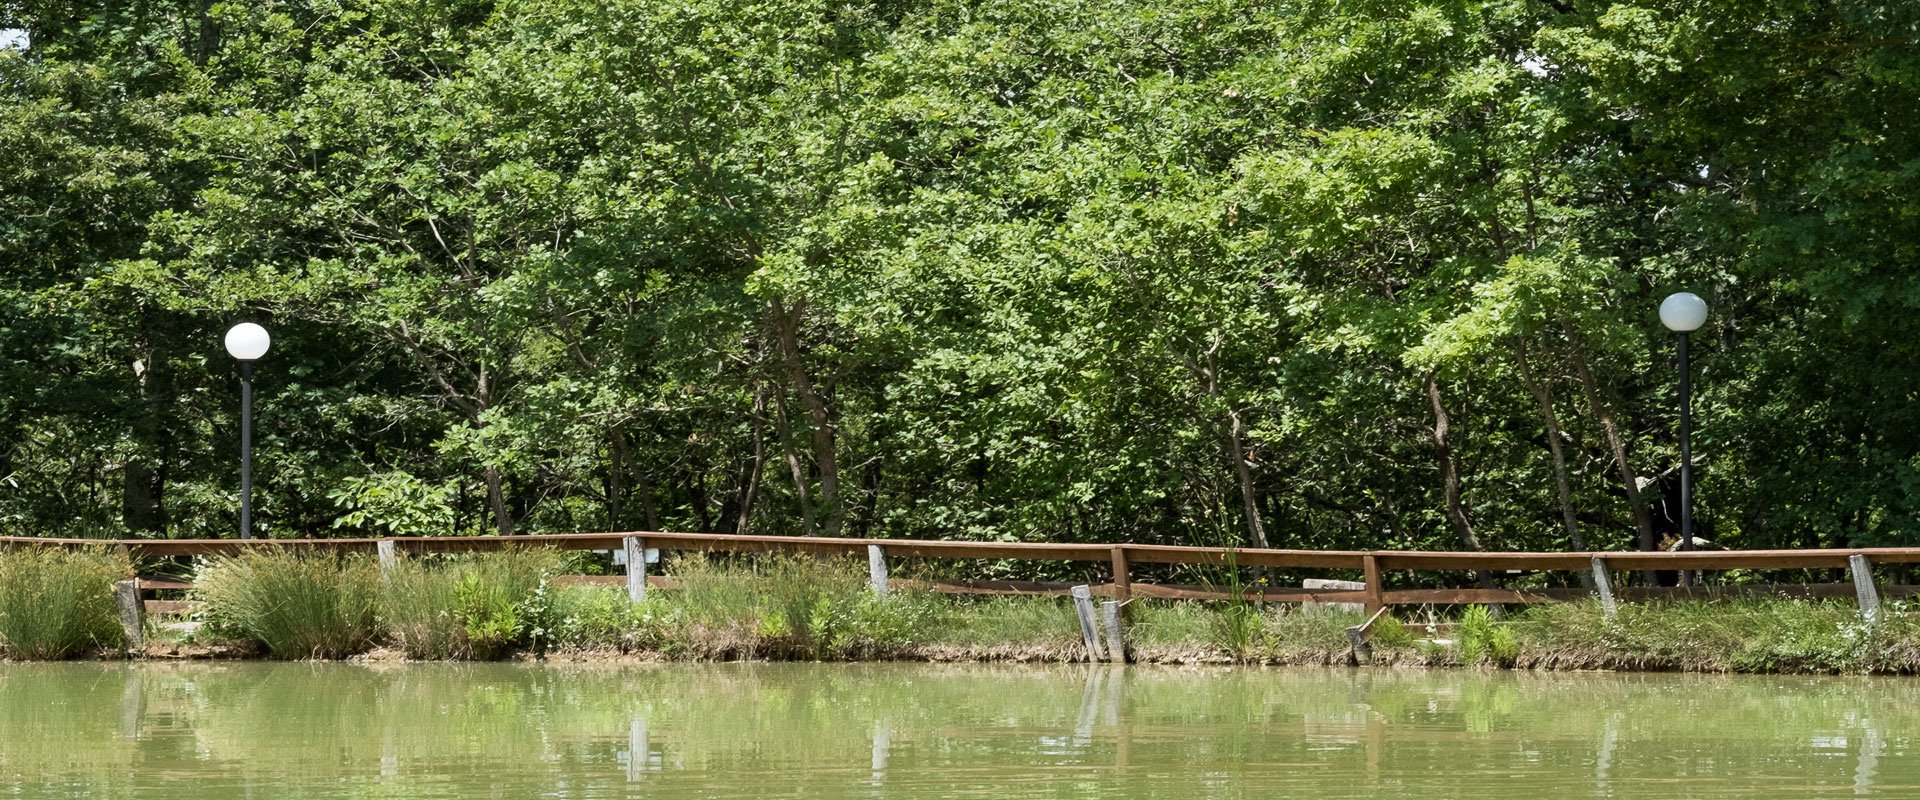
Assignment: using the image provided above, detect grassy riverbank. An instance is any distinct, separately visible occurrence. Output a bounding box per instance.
[5,547,1920,674]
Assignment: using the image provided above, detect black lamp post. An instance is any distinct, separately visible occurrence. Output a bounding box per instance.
[224,323,271,539]
[1659,292,1707,585]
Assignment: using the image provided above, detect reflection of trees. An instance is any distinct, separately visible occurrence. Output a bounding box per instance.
[6,663,1918,794]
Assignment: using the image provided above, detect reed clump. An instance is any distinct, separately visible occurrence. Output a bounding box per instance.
[194,549,380,659]
[0,546,126,659]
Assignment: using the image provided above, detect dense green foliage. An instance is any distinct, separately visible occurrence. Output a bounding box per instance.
[5,0,1919,575]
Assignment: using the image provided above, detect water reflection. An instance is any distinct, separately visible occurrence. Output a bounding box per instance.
[0,662,1917,798]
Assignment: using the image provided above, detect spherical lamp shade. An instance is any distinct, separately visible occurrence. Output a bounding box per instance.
[1659,292,1708,333]
[224,323,272,361]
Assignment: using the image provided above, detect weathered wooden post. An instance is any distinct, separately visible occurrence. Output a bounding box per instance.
[376,539,397,573]
[1591,556,1618,620]
[868,544,889,598]
[1070,585,1105,662]
[115,579,144,653]
[624,536,648,603]
[1109,546,1131,604]
[1362,554,1384,616]
[1850,553,1880,624]
[1101,600,1127,664]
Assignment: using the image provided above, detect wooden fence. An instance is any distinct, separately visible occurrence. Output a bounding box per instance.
[7,532,1918,619]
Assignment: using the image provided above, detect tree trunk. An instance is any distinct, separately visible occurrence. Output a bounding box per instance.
[773,389,819,536]
[735,388,768,534]
[774,301,843,536]
[626,432,661,531]
[1224,409,1270,549]
[1426,373,1495,589]
[484,465,513,536]
[606,426,628,530]
[1563,319,1658,585]
[122,330,170,534]
[689,468,712,533]
[1514,339,1594,589]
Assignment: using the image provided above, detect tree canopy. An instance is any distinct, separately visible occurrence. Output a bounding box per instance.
[4,0,1918,567]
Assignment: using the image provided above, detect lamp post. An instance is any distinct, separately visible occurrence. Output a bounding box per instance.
[224,323,271,539]
[1659,293,1707,586]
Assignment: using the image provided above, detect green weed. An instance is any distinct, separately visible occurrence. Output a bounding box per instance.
[1460,605,1517,667]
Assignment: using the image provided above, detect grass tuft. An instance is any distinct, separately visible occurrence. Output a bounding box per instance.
[0,546,126,659]
[194,549,380,659]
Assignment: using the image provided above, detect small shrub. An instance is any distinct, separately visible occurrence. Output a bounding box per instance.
[0,546,126,659]
[195,549,379,659]
[551,584,659,650]
[1459,605,1517,667]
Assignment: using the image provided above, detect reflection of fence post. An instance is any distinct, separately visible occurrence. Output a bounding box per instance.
[868,544,889,598]
[1850,553,1880,624]
[376,539,397,573]
[1591,557,1617,620]
[1071,585,1105,662]
[115,579,144,653]
[625,536,647,603]
[1362,554,1384,616]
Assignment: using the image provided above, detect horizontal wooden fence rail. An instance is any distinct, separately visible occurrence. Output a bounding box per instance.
[8,533,1920,618]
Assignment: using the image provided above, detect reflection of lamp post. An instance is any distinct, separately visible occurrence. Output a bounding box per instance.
[224,323,271,539]
[1659,293,1707,586]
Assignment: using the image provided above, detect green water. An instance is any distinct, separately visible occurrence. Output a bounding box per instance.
[1,662,1914,798]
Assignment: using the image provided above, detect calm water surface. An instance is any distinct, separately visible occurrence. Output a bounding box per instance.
[1,661,1914,798]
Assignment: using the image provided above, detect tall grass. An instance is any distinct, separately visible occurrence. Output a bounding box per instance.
[664,553,935,659]
[379,550,562,660]
[1515,596,1916,673]
[0,546,125,659]
[195,549,380,659]
[920,595,1079,651]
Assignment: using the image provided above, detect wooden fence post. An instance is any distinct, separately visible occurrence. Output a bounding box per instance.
[868,544,889,598]
[1109,546,1131,604]
[1850,553,1880,624]
[1591,556,1617,620]
[624,536,647,603]
[115,579,144,653]
[1101,600,1127,664]
[1070,585,1105,662]
[1362,554,1384,616]
[376,539,397,573]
